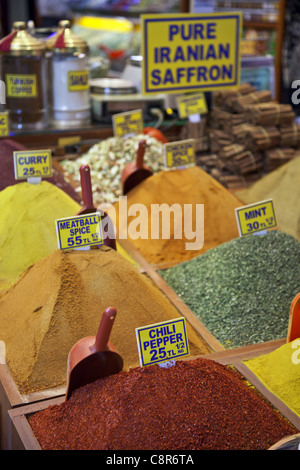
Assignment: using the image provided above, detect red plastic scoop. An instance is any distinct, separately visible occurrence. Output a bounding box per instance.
[78,164,116,250]
[121,140,153,195]
[287,293,300,342]
[66,307,123,400]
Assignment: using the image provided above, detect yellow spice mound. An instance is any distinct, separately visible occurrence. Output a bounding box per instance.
[0,181,81,290]
[0,247,210,394]
[112,166,243,266]
[236,156,300,241]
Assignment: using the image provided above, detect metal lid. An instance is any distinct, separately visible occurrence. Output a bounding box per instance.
[48,20,89,53]
[90,78,137,95]
[0,21,46,55]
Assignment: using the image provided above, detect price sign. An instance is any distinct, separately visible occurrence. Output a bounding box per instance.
[13,149,52,180]
[136,318,189,367]
[235,199,277,237]
[0,111,9,136]
[55,213,104,250]
[164,139,195,168]
[112,109,143,138]
[176,92,208,118]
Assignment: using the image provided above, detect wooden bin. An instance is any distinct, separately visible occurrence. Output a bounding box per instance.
[8,345,300,450]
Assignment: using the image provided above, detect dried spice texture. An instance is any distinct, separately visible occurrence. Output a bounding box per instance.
[0,181,80,291]
[29,358,297,450]
[60,134,165,204]
[244,340,300,417]
[0,247,210,394]
[160,231,300,348]
[112,166,242,265]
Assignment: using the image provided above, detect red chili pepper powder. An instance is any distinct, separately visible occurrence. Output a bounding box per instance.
[28,358,297,450]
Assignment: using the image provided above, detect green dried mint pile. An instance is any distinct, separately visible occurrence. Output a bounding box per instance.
[159,230,300,349]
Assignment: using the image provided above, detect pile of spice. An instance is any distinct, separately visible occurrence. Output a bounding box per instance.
[0,181,80,291]
[236,155,300,241]
[0,246,210,394]
[60,134,165,204]
[0,139,81,202]
[159,230,300,348]
[110,165,242,266]
[244,339,300,417]
[28,357,297,450]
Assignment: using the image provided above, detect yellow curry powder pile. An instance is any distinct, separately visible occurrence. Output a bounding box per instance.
[244,339,300,417]
[0,246,210,394]
[236,156,300,241]
[111,166,243,266]
[0,181,81,291]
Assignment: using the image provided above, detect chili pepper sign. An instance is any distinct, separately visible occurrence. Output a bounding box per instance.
[141,12,242,94]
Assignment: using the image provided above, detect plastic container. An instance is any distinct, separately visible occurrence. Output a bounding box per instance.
[0,21,48,131]
[48,20,91,128]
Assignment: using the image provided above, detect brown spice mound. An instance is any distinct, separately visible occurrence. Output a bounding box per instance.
[29,358,297,450]
[0,247,210,394]
[112,166,242,266]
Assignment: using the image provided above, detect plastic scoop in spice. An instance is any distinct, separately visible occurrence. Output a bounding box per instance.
[121,139,153,195]
[287,292,300,342]
[78,164,116,250]
[66,307,123,400]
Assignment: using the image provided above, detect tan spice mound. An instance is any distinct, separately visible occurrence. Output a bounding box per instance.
[0,247,210,394]
[236,155,300,241]
[112,166,243,266]
[29,357,297,450]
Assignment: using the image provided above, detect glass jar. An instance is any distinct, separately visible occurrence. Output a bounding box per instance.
[0,21,48,131]
[48,20,91,128]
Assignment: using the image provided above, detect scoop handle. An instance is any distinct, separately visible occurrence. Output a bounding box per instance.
[80,164,95,210]
[91,307,117,353]
[136,140,147,169]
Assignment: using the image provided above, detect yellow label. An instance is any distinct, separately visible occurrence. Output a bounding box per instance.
[112,109,143,137]
[0,111,9,136]
[141,12,242,94]
[235,199,277,237]
[68,70,89,91]
[177,92,208,118]
[13,149,52,180]
[164,139,195,168]
[55,213,104,250]
[6,74,37,98]
[136,318,189,367]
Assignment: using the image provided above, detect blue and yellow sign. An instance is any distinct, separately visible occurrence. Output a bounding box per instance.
[68,70,89,91]
[235,199,277,237]
[141,12,242,94]
[112,109,143,137]
[136,318,189,367]
[177,92,208,118]
[164,139,195,168]
[55,213,104,250]
[0,111,9,136]
[13,149,52,180]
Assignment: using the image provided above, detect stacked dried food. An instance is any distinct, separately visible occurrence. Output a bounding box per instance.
[0,139,81,202]
[28,357,297,450]
[60,134,165,204]
[111,165,242,266]
[0,246,209,394]
[159,231,300,349]
[236,156,300,241]
[0,181,80,291]
[208,84,299,188]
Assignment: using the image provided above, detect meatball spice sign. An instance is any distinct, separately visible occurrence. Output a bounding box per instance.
[235,199,277,237]
[112,109,143,138]
[55,213,104,250]
[136,318,190,367]
[141,12,242,94]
